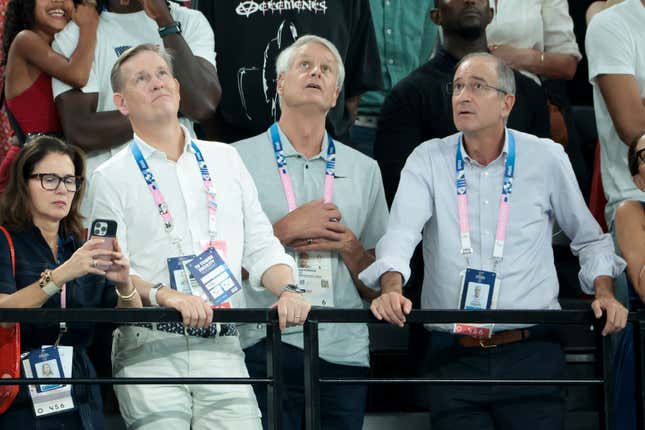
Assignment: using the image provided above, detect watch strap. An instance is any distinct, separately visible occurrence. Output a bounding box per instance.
[279,283,306,296]
[158,21,182,38]
[149,283,166,307]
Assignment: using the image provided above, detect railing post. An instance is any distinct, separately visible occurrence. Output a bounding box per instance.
[600,329,615,430]
[266,314,282,430]
[635,317,645,430]
[304,318,320,430]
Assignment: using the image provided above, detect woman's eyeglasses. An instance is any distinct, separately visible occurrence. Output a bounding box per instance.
[30,173,84,192]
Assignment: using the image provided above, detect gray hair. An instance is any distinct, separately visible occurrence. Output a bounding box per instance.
[275,35,345,90]
[110,44,174,93]
[455,52,516,96]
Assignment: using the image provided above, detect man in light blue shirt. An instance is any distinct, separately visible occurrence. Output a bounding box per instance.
[234,35,388,430]
[359,52,627,430]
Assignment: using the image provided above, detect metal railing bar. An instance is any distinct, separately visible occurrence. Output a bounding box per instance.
[0,377,273,385]
[316,377,605,386]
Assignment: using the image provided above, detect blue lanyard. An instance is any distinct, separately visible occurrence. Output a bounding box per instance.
[130,138,219,250]
[455,130,516,265]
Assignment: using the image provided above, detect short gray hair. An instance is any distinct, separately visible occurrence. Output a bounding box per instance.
[275,35,345,90]
[110,44,174,93]
[456,52,516,96]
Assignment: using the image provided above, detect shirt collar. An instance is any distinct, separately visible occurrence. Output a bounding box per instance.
[459,128,510,165]
[271,124,331,161]
[132,124,194,160]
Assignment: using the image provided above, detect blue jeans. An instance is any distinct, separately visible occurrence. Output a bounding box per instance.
[244,339,368,430]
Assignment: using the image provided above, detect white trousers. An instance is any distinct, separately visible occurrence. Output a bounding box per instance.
[112,325,262,430]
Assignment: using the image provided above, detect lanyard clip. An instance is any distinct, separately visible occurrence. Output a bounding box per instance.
[461,248,473,267]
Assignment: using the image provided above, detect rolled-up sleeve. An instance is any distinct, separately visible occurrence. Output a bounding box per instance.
[542,0,582,59]
[359,143,435,289]
[548,143,626,294]
[236,153,296,291]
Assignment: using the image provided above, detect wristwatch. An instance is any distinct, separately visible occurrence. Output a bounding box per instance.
[39,269,61,297]
[149,283,167,307]
[279,284,306,297]
[158,21,182,38]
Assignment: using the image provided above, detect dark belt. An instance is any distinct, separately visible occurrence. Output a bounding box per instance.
[133,322,238,338]
[458,328,531,348]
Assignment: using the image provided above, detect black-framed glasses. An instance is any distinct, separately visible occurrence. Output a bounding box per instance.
[447,80,509,97]
[637,148,645,164]
[30,173,83,192]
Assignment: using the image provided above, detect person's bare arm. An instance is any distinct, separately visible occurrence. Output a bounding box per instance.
[55,90,133,151]
[11,2,98,88]
[615,200,645,298]
[490,46,578,80]
[596,74,645,146]
[140,0,220,121]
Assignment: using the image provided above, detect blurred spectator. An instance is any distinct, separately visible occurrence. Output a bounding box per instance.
[0,0,98,192]
[615,136,645,298]
[351,0,437,157]
[198,0,382,143]
[487,0,581,83]
[52,0,219,177]
[375,0,549,205]
[234,35,388,430]
[0,136,140,429]
[585,0,645,227]
[486,0,589,196]
[0,0,16,165]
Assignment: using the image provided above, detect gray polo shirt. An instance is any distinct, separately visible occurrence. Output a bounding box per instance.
[233,125,389,368]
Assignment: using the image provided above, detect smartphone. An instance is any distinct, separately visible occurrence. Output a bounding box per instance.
[90,219,117,259]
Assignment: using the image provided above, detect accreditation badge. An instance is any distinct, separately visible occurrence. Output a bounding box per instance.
[186,247,242,307]
[22,346,75,417]
[295,250,334,307]
[453,268,501,338]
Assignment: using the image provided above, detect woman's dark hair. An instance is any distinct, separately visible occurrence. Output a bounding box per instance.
[0,136,86,241]
[2,0,36,66]
[628,138,643,177]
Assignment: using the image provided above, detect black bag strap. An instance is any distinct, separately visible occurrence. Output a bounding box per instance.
[1,83,27,146]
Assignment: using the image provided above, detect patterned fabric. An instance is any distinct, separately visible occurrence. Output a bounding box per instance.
[0,0,14,162]
[135,322,238,338]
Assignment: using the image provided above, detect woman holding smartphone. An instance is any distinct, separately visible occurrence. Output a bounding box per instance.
[0,136,141,429]
[0,0,98,191]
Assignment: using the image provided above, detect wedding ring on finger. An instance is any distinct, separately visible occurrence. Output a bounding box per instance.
[306,239,313,245]
[91,258,97,268]
[329,217,339,222]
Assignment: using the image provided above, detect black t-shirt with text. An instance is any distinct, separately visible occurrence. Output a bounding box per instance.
[200,0,383,143]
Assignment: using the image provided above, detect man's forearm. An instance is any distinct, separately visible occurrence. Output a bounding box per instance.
[380,271,404,294]
[260,264,296,297]
[162,35,221,121]
[594,276,616,299]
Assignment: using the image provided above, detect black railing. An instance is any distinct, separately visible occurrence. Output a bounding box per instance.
[0,308,631,430]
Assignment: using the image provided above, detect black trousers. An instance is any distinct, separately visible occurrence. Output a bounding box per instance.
[427,329,566,430]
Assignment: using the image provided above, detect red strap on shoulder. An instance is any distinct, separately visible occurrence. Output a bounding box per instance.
[0,226,15,275]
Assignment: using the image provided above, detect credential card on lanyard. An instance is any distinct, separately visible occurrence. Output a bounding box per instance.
[452,131,516,338]
[22,346,75,417]
[269,123,336,305]
[186,248,242,306]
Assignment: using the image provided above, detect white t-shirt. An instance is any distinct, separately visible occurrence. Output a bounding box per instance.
[85,125,295,305]
[586,0,645,226]
[487,0,581,84]
[52,3,216,176]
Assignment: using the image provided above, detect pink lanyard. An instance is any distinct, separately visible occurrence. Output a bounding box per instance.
[269,123,336,212]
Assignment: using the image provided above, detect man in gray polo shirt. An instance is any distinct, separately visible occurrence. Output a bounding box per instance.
[234,35,388,430]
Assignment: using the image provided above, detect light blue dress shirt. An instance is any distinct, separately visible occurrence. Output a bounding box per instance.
[359,129,626,332]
